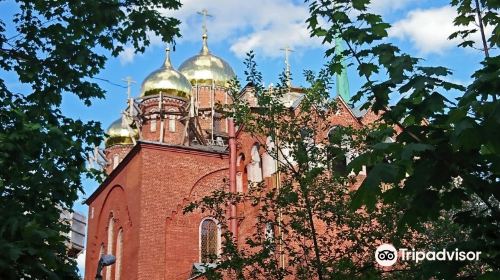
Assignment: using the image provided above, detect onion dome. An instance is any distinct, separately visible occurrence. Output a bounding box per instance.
[105,118,138,147]
[178,34,235,87]
[140,48,192,98]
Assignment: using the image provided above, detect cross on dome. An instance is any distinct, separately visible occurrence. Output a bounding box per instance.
[164,46,172,68]
[280,46,294,87]
[197,9,212,36]
[197,9,213,54]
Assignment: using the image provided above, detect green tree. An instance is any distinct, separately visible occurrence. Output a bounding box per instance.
[0,1,181,278]
[307,0,499,278]
[184,53,466,279]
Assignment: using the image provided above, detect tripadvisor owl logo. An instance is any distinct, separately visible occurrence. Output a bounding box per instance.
[375,244,398,267]
[375,243,482,267]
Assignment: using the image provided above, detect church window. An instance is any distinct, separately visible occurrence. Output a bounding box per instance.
[106,215,114,279]
[247,144,263,183]
[115,228,123,280]
[150,119,157,132]
[236,172,243,192]
[200,218,219,263]
[168,110,176,132]
[262,136,277,178]
[99,243,104,258]
[113,154,119,169]
[236,154,245,193]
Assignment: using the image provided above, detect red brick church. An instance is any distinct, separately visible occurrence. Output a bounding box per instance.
[83,24,378,279]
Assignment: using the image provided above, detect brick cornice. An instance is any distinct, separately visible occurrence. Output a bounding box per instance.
[139,141,229,158]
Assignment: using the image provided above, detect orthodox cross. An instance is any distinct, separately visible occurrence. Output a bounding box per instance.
[122,76,136,99]
[280,46,294,87]
[197,9,213,35]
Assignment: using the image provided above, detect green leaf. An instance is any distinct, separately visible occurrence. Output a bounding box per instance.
[478,271,500,280]
[358,62,378,77]
[401,143,434,161]
[352,0,370,11]
[352,163,400,210]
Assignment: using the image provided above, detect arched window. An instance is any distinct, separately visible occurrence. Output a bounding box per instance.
[99,243,105,258]
[236,154,245,193]
[213,112,223,133]
[262,136,277,178]
[113,154,119,169]
[150,119,157,132]
[236,172,243,193]
[106,215,114,279]
[115,228,123,280]
[200,218,220,263]
[168,110,176,132]
[247,144,263,183]
[99,242,105,276]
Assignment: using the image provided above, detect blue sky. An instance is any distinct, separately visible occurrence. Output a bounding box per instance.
[64,0,492,217]
[1,0,495,272]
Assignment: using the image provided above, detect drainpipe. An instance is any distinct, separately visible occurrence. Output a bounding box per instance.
[228,118,238,243]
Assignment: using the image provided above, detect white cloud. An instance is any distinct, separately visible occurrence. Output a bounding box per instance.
[369,0,416,14]
[389,6,493,55]
[123,0,469,62]
[157,0,323,58]
[229,22,316,58]
[118,46,137,65]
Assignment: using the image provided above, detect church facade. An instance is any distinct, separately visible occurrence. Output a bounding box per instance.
[83,27,378,279]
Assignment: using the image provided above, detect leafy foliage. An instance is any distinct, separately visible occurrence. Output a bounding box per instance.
[307,0,499,277]
[184,54,467,279]
[0,1,181,278]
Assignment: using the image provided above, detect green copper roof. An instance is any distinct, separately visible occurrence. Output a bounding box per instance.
[335,37,350,102]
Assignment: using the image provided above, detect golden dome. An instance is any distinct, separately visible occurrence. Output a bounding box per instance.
[179,34,235,87]
[140,48,192,98]
[105,118,138,147]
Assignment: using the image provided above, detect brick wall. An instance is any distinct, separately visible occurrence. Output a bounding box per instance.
[85,93,382,280]
[137,144,228,279]
[85,148,142,280]
[105,145,134,175]
[86,143,228,280]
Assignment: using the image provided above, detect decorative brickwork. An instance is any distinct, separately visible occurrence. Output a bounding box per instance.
[87,86,377,279]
